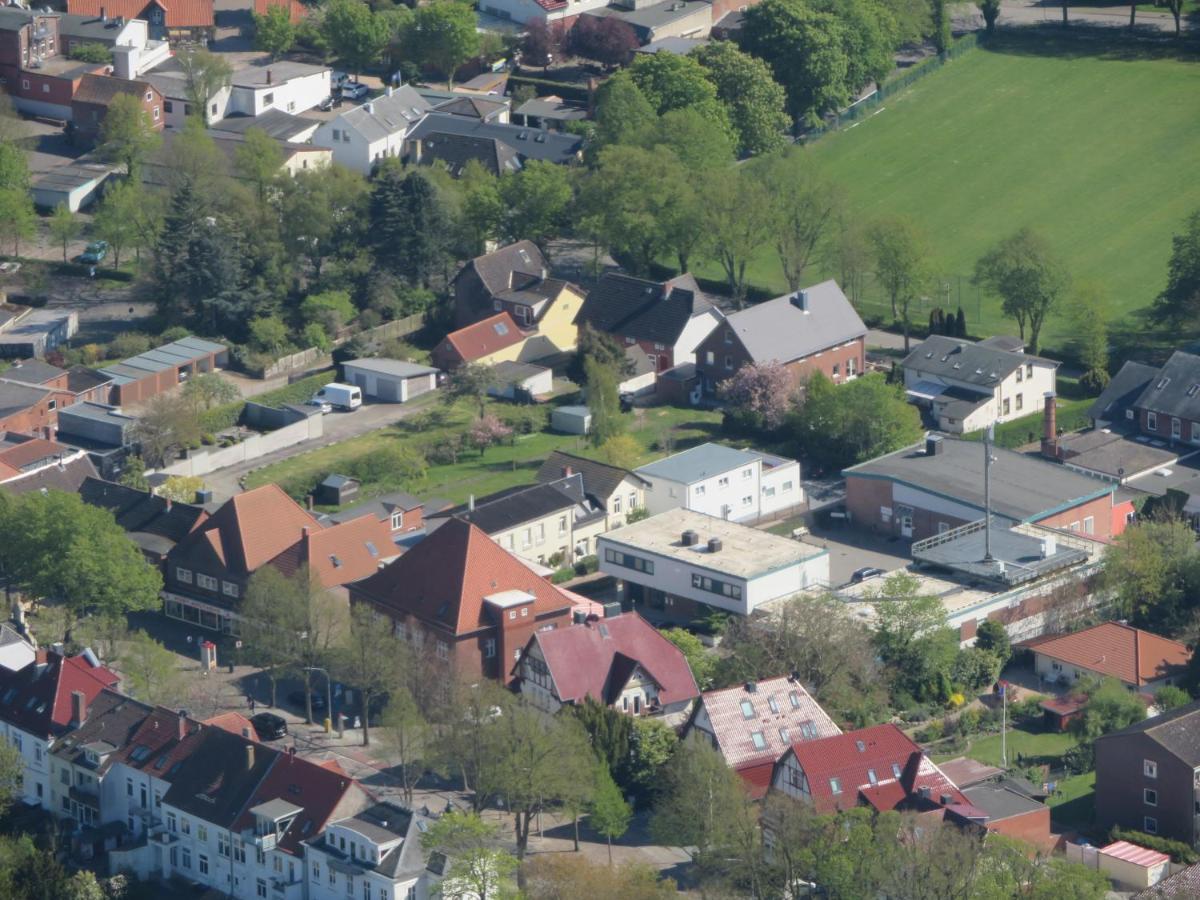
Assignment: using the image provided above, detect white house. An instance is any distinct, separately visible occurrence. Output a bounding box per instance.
[311,85,432,174]
[635,442,803,523]
[597,508,828,618]
[341,358,439,403]
[147,59,330,128]
[902,335,1058,434]
[304,801,443,900]
[0,623,34,672]
[478,0,609,27]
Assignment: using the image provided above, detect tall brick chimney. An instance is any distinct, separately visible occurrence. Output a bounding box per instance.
[1041,392,1058,459]
[70,690,87,727]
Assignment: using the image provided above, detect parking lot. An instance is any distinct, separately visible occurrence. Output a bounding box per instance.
[799,517,912,588]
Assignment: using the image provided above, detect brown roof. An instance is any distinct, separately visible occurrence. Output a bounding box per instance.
[1024,621,1191,686]
[253,0,307,22]
[67,0,214,27]
[352,517,572,635]
[178,484,321,575]
[438,312,525,365]
[268,513,392,588]
[0,437,73,469]
[72,73,157,107]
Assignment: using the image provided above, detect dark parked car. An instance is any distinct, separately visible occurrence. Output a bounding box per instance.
[250,712,288,741]
[850,566,886,584]
[287,690,327,711]
[318,94,342,111]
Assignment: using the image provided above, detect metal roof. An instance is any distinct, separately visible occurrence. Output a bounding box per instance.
[342,358,439,378]
[721,280,866,365]
[636,442,761,485]
[100,336,225,382]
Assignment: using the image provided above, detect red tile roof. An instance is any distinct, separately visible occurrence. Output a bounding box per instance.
[66,0,215,27]
[203,711,257,740]
[781,723,964,815]
[693,675,841,769]
[253,0,307,22]
[438,312,525,365]
[175,484,322,574]
[0,651,119,737]
[525,612,699,709]
[268,514,392,589]
[115,707,206,778]
[352,517,573,635]
[1024,621,1191,686]
[736,760,776,799]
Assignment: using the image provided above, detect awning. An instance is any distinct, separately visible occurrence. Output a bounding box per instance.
[906,380,947,401]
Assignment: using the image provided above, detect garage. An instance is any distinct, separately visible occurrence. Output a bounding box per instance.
[341,358,440,403]
[487,361,553,402]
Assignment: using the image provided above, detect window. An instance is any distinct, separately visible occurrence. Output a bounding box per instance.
[484,638,495,659]
[558,516,567,536]
[176,567,193,583]
[312,861,320,881]
[509,611,516,621]
[521,607,528,618]
[750,731,767,750]
[724,355,733,370]
[222,581,239,598]
[210,102,217,117]
[535,523,545,544]
[613,495,622,513]
[603,548,654,575]
[1083,516,1094,535]
[1026,363,1033,377]
[391,511,404,530]
[1016,367,1023,383]
[1144,759,1158,778]
[1127,409,1135,421]
[263,92,274,105]
[167,812,177,832]
[1145,788,1158,806]
[724,329,733,344]
[197,574,218,591]
[832,363,840,378]
[218,834,230,858]
[1145,816,1158,835]
[1016,393,1023,411]
[629,493,638,509]
[199,854,208,875]
[1003,398,1011,415]
[847,357,856,377]
[740,700,755,719]
[829,777,842,795]
[892,763,902,779]
[706,351,714,365]
[788,691,800,709]
[256,880,267,899]
[718,476,729,488]
[436,640,448,660]
[197,825,207,842]
[181,818,190,835]
[767,695,779,713]
[1192,422,1200,443]
[742,495,752,506]
[165,100,174,113]
[522,528,531,549]
[182,848,191,869]
[867,768,878,785]
[1148,412,1158,431]
[153,106,160,120]
[20,79,28,90]
[694,485,706,497]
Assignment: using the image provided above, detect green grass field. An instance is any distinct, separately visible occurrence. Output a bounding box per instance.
[700,33,1200,351]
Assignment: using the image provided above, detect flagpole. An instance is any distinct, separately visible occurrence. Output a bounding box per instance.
[1001,681,1007,769]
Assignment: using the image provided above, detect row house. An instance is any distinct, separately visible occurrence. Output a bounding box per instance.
[1091,351,1200,444]
[0,7,106,119]
[535,451,650,532]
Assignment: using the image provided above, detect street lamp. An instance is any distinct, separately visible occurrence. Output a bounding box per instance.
[304,666,334,734]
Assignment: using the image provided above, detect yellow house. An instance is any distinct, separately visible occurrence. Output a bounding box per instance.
[432,312,530,370]
[499,280,584,356]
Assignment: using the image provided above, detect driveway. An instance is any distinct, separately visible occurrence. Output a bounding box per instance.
[802,518,913,588]
[201,393,440,501]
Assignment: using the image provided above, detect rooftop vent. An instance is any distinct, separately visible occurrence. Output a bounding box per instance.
[707,537,723,553]
[681,529,700,546]
[744,681,757,693]
[925,434,944,456]
[790,289,810,313]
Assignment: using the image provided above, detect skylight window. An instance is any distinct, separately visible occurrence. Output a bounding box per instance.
[892,763,902,779]
[750,732,767,750]
[788,691,801,709]
[366,541,378,557]
[494,323,508,335]
[830,778,842,795]
[867,768,878,785]
[855,740,866,752]
[1158,378,1171,390]
[767,696,779,714]
[740,700,755,720]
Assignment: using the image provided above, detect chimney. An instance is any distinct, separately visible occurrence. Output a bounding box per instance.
[165,497,172,511]
[51,641,64,656]
[939,793,952,806]
[177,712,187,741]
[791,290,810,313]
[266,69,272,85]
[681,529,699,546]
[468,494,475,512]
[1040,392,1058,459]
[306,494,314,511]
[925,434,944,456]
[561,465,572,477]
[365,101,374,115]
[386,85,394,97]
[245,743,255,771]
[70,690,86,727]
[918,786,931,800]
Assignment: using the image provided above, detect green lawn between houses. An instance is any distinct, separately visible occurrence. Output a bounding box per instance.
[245,402,725,507]
[689,32,1200,352]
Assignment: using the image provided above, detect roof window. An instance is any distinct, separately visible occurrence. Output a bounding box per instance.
[750,731,767,750]
[892,763,902,779]
[867,768,878,785]
[855,740,866,752]
[494,322,508,335]
[740,700,754,719]
[830,777,842,795]
[1158,377,1171,390]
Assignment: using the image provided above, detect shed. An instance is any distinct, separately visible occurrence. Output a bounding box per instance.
[487,361,552,402]
[550,405,591,435]
[1098,841,1170,890]
[316,474,360,507]
[31,158,118,212]
[341,358,439,403]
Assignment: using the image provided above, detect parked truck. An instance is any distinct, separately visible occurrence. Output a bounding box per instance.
[310,382,362,411]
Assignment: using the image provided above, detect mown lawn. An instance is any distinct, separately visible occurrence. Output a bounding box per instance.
[935,722,1078,768]
[245,401,724,506]
[691,32,1200,351]
[1047,771,1096,832]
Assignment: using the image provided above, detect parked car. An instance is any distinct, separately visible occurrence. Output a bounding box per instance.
[78,240,108,264]
[319,94,342,112]
[340,81,369,100]
[250,712,288,740]
[850,566,886,584]
[287,689,327,711]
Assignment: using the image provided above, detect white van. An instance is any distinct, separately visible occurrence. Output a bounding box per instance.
[311,382,362,411]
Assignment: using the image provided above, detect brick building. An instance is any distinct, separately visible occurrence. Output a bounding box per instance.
[0,7,106,119]
[66,0,214,41]
[350,517,574,684]
[99,335,227,407]
[693,280,866,395]
[70,73,163,146]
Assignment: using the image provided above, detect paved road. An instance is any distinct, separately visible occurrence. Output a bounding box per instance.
[954,0,1185,31]
[201,393,439,501]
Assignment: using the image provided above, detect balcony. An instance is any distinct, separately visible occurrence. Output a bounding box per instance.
[254,832,277,852]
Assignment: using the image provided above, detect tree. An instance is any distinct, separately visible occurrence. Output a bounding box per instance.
[627,52,730,129]
[973,227,1069,356]
[468,413,513,456]
[524,856,675,899]
[1071,676,1147,743]
[592,74,656,148]
[379,685,432,806]
[813,0,899,93]
[1101,516,1200,632]
[590,762,632,864]
[301,289,356,335]
[176,47,233,125]
[1164,0,1184,34]
[521,20,561,68]
[458,161,504,253]
[717,360,794,432]
[793,371,923,471]
[869,573,959,702]
[443,362,494,419]
[661,627,715,690]
[119,630,184,706]
[974,619,1011,666]
[648,106,735,173]
[403,2,479,88]
[1070,280,1110,393]
[931,0,951,51]
[334,603,397,745]
[977,0,1001,32]
[322,0,390,78]
[705,165,775,306]
[182,372,240,410]
[692,41,789,155]
[369,166,450,285]
[419,811,517,900]
[431,680,513,805]
[570,16,638,70]
[598,433,641,471]
[48,204,79,263]
[118,456,149,491]
[249,315,290,355]
[1153,209,1200,328]
[158,475,204,504]
[740,0,851,126]
[0,740,20,817]
[131,393,203,467]
[868,215,932,352]
[253,3,296,59]
[240,567,301,707]
[0,187,35,257]
[98,93,160,177]
[0,141,28,192]
[973,835,1109,900]
[585,354,624,446]
[1155,684,1191,710]
[756,150,839,292]
[499,160,572,247]
[234,127,284,203]
[650,741,751,857]
[92,178,140,269]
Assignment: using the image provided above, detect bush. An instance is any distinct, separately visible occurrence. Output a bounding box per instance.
[422,432,467,466]
[198,401,244,433]
[68,42,111,63]
[914,723,941,743]
[551,567,575,584]
[109,332,153,360]
[498,405,549,435]
[574,554,599,575]
[1110,828,1200,865]
[254,372,337,409]
[346,444,427,487]
[957,707,982,736]
[1063,742,1094,775]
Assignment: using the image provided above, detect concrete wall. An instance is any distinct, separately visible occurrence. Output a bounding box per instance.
[241,401,314,431]
[152,414,322,477]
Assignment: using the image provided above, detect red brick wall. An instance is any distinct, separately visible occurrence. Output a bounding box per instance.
[73,84,164,141]
[13,71,80,108]
[0,391,68,434]
[845,475,894,534]
[987,807,1051,847]
[782,336,865,389]
[1034,494,1114,542]
[695,328,864,394]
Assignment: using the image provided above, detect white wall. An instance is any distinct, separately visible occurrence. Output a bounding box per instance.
[639,461,762,522]
[152,415,322,477]
[907,359,1057,433]
[478,0,608,24]
[0,723,50,808]
[675,310,723,366]
[760,461,803,518]
[746,552,828,609]
[162,84,231,128]
[892,482,980,524]
[228,69,330,117]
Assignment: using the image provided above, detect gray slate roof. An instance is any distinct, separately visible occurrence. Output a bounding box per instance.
[230,60,327,89]
[2,454,98,495]
[843,436,1114,523]
[407,113,583,168]
[337,85,431,143]
[0,380,50,418]
[723,280,865,365]
[580,272,718,346]
[442,474,586,534]
[537,450,648,502]
[212,109,316,142]
[343,358,439,378]
[0,359,67,386]
[903,334,1056,390]
[513,97,588,121]
[636,442,761,485]
[458,240,546,298]
[1136,862,1200,897]
[960,779,1046,822]
[1096,699,1200,767]
[1132,351,1200,421]
[1087,360,1158,422]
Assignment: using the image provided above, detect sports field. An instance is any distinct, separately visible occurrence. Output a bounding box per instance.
[714,33,1200,350]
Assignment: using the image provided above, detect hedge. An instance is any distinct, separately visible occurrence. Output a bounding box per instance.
[507,74,590,105]
[197,371,336,433]
[1109,827,1199,865]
